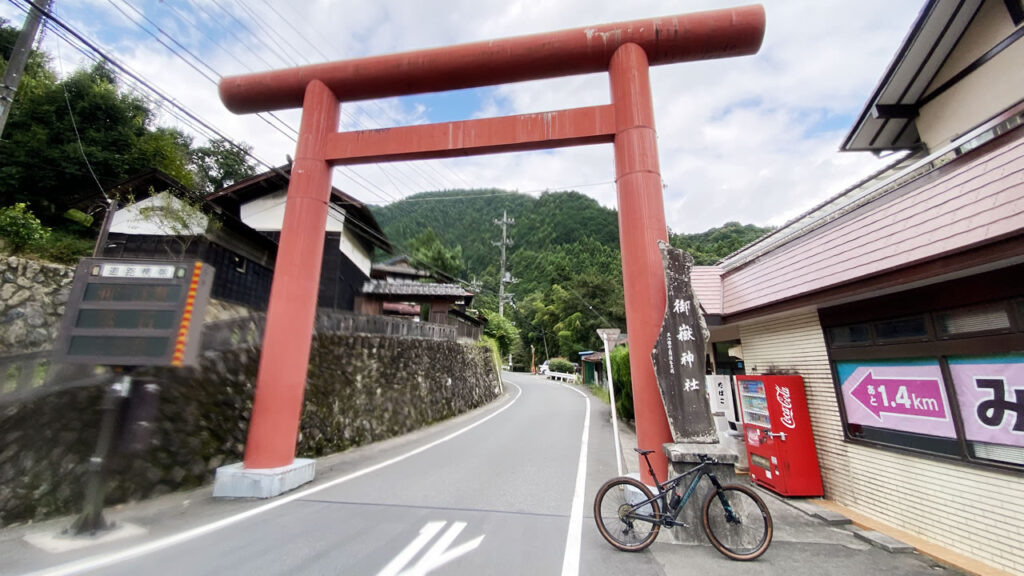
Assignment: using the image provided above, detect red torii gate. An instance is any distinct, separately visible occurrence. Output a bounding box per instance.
[218,6,764,490]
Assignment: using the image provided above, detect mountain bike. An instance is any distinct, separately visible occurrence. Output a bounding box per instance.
[593,448,773,560]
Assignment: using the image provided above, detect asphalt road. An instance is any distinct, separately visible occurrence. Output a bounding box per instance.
[5,372,663,576]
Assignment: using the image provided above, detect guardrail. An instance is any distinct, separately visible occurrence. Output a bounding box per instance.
[546,371,577,382]
[0,350,113,406]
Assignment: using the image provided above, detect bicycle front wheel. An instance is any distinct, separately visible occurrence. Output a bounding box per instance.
[593,477,661,552]
[702,484,773,560]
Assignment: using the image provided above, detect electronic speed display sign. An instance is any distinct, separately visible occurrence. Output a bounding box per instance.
[54,259,214,367]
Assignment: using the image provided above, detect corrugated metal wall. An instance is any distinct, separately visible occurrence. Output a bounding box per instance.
[739,310,1024,575]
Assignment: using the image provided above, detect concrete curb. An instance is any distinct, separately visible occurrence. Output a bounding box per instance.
[849,527,916,553]
[778,497,920,555]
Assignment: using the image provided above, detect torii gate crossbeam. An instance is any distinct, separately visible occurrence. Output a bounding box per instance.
[217,6,764,493]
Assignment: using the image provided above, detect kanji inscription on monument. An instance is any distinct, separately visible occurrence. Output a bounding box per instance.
[651,241,717,443]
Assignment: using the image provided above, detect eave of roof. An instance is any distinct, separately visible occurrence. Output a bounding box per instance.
[842,0,985,152]
[206,165,393,253]
[361,279,470,298]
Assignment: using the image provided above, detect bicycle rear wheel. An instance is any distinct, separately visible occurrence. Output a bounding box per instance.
[593,477,661,552]
[702,484,773,560]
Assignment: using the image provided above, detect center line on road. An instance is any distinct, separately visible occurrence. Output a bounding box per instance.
[559,383,590,576]
[296,498,569,519]
[21,383,523,576]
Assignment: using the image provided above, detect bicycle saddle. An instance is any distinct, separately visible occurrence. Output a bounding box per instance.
[634,448,655,455]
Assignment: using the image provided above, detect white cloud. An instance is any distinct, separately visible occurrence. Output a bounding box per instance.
[0,0,926,232]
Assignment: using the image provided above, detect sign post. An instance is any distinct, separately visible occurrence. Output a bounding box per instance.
[54,258,213,534]
[598,328,624,477]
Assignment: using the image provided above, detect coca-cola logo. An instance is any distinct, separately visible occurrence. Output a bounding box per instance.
[777,386,796,429]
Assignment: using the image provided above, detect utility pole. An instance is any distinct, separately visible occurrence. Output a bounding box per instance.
[0,0,53,140]
[492,210,514,316]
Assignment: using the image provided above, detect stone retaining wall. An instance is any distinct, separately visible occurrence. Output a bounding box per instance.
[0,255,501,528]
[0,335,499,527]
[0,257,74,355]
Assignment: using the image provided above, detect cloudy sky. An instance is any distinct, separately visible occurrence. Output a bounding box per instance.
[2,0,925,233]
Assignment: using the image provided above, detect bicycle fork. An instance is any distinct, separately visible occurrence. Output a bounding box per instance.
[706,474,742,524]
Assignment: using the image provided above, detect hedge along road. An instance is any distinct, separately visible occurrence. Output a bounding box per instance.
[12,372,664,576]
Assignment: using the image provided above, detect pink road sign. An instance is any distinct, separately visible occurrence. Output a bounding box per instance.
[840,363,956,438]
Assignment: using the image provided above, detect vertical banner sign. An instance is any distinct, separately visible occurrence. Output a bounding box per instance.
[948,355,1024,448]
[650,241,717,443]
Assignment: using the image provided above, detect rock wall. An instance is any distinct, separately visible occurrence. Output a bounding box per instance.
[0,257,74,354]
[0,335,499,527]
[0,255,501,528]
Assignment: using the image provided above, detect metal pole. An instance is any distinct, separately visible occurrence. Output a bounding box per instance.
[92,198,117,257]
[600,331,624,477]
[69,373,131,535]
[0,0,52,139]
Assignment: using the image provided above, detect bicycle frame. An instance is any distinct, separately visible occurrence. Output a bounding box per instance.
[627,456,725,527]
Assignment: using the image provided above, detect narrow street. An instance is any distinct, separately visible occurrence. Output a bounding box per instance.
[2,372,967,576]
[4,373,661,576]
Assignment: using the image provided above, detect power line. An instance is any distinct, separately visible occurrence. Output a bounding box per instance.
[54,32,106,201]
[221,0,466,194]
[104,0,298,143]
[14,1,603,316]
[19,0,279,173]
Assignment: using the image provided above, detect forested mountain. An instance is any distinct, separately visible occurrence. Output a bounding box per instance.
[669,222,776,265]
[371,190,772,366]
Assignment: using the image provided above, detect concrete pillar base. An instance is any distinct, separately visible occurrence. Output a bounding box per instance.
[213,458,315,499]
[662,443,739,545]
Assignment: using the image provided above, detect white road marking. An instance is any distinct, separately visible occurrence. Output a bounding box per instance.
[377,520,484,576]
[558,383,591,576]
[20,384,522,576]
[377,522,444,576]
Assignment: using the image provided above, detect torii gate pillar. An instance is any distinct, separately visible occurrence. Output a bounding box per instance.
[609,43,675,478]
[215,6,764,496]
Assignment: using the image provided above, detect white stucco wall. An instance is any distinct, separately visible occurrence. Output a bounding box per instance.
[239,190,345,233]
[340,226,372,276]
[110,193,208,236]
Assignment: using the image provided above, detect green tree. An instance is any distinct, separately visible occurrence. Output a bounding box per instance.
[0,61,193,226]
[190,138,257,194]
[482,310,520,357]
[373,187,770,368]
[407,227,465,279]
[668,221,774,265]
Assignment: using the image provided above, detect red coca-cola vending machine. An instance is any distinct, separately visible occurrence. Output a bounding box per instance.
[737,375,823,497]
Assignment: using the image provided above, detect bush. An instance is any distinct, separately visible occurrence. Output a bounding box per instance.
[0,203,50,252]
[32,229,95,265]
[610,345,633,421]
[548,357,574,374]
[478,336,502,373]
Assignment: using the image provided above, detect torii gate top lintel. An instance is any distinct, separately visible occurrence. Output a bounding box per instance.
[222,5,766,487]
[219,5,765,114]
